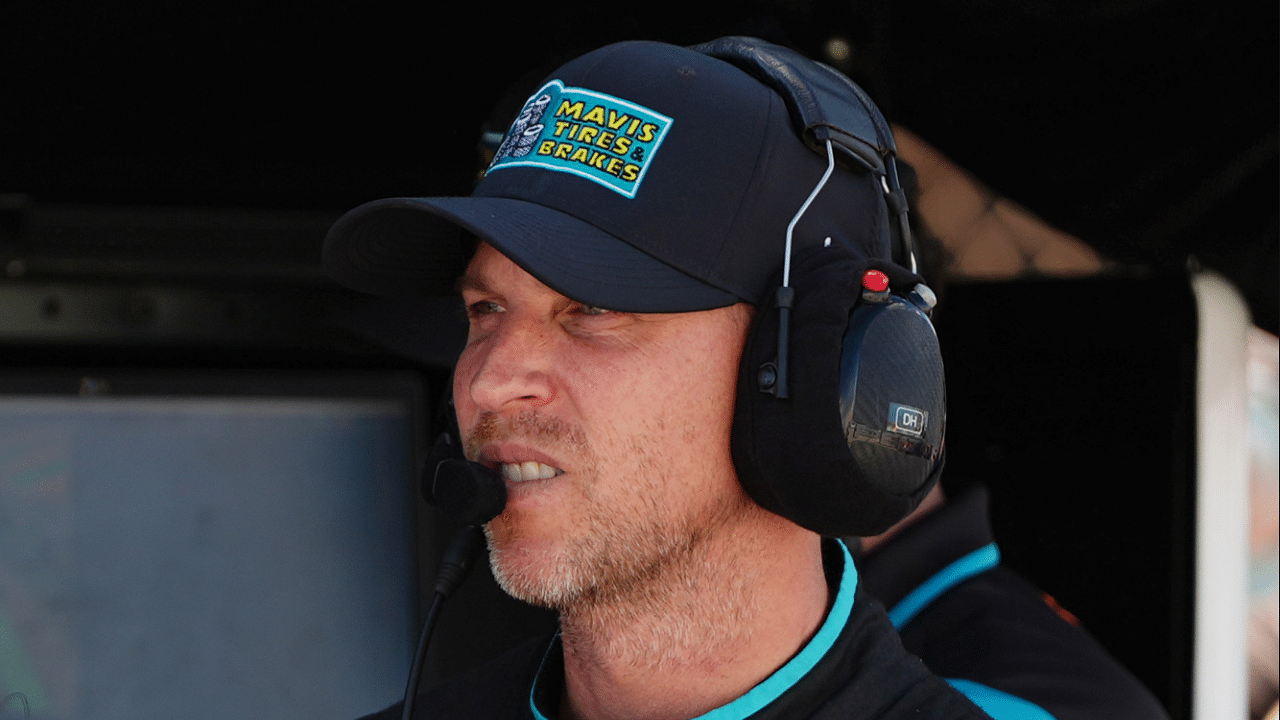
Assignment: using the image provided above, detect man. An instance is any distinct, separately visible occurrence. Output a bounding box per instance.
[325,38,989,719]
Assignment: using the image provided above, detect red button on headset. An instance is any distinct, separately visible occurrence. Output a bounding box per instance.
[862,269,890,293]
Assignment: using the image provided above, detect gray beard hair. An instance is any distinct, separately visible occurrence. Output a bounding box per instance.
[484,488,761,669]
[470,410,761,666]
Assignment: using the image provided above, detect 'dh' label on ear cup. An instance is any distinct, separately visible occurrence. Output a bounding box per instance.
[889,403,927,437]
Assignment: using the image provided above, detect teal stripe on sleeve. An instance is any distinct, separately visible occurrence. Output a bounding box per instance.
[887,542,1000,629]
[946,679,1057,720]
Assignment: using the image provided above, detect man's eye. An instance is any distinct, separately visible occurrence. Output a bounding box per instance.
[577,304,612,316]
[467,300,504,317]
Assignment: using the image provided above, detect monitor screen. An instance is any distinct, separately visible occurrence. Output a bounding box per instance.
[0,371,423,720]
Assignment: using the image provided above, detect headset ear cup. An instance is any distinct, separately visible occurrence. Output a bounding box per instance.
[839,295,946,498]
[732,247,945,537]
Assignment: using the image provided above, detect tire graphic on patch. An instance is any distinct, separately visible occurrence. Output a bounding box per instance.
[494,93,553,161]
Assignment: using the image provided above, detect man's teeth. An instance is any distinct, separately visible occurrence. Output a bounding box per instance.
[501,461,560,482]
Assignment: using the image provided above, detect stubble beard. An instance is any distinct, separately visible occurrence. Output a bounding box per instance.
[467,411,753,619]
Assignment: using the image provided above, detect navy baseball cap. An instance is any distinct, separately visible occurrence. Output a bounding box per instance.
[323,39,893,312]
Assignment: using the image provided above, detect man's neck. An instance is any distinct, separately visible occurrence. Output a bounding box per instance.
[555,510,829,720]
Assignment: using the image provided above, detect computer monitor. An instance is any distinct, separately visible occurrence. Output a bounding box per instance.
[0,370,424,720]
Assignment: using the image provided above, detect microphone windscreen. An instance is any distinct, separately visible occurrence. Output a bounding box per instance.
[431,459,508,526]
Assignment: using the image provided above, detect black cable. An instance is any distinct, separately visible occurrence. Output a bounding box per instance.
[400,594,446,720]
[400,525,488,720]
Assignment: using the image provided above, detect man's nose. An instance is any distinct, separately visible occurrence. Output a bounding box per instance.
[463,316,557,413]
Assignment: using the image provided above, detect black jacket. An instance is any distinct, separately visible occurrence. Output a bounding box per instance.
[360,541,991,719]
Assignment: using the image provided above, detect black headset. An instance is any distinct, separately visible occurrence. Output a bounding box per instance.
[692,37,947,538]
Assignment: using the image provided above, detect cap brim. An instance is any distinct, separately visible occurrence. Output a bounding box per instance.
[323,196,739,313]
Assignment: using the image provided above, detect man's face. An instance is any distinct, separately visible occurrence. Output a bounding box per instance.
[453,243,754,609]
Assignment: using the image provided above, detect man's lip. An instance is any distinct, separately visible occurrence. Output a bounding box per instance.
[477,443,565,472]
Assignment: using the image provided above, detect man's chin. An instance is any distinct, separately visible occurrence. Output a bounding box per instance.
[485,538,587,609]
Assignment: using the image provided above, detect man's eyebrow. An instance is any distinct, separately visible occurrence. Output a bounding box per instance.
[455,273,489,295]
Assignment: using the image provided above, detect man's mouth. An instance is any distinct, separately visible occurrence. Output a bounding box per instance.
[500,461,563,482]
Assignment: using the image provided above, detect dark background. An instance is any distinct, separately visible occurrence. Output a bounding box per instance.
[1,3,1268,716]
[1,0,1276,333]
